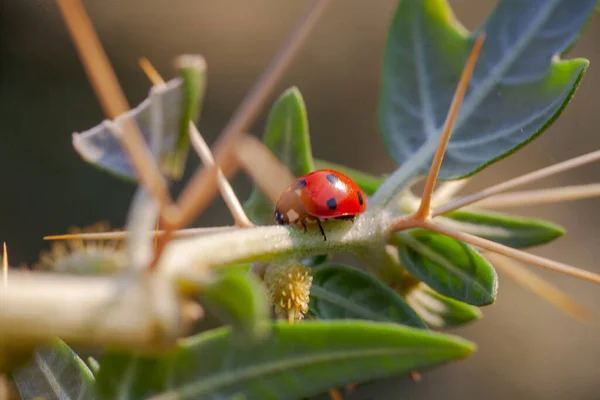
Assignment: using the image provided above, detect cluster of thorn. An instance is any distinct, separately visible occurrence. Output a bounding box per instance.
[264,263,313,323]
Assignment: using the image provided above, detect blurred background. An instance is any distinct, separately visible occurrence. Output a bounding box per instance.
[2,1,600,399]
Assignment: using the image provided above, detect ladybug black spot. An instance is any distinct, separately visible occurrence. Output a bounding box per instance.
[325,173,339,184]
[357,191,364,206]
[326,197,337,210]
[295,179,307,189]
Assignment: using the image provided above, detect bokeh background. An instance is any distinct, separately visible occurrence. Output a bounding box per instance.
[2,1,600,399]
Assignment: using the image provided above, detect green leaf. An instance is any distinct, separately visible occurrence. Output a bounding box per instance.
[244,87,313,224]
[314,159,386,196]
[406,284,482,329]
[162,55,207,180]
[72,56,206,182]
[379,0,595,180]
[397,230,498,306]
[439,209,565,248]
[200,272,271,344]
[95,320,474,400]
[309,264,427,329]
[12,338,96,400]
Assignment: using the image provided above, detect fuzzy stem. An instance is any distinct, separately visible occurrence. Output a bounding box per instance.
[0,271,186,351]
[420,220,600,284]
[43,226,239,241]
[433,149,600,216]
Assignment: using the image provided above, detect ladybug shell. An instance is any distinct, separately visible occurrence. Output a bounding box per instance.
[291,169,366,219]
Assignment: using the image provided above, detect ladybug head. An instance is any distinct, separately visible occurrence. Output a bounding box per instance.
[274,209,286,225]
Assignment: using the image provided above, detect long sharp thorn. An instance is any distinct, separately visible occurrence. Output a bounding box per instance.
[416,33,485,219]
[421,220,600,285]
[2,242,7,288]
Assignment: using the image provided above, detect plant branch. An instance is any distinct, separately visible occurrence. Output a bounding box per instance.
[469,183,600,209]
[55,0,173,209]
[0,271,187,351]
[164,0,332,231]
[416,34,485,219]
[433,149,600,216]
[420,220,600,285]
[484,253,592,323]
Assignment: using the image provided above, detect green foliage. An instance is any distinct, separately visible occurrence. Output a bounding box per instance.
[244,87,314,224]
[12,338,96,400]
[379,0,595,181]
[441,209,565,248]
[309,264,427,328]
[95,321,474,400]
[397,230,498,306]
[406,285,482,329]
[200,271,271,344]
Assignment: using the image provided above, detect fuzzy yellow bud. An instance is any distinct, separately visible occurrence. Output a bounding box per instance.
[264,263,313,323]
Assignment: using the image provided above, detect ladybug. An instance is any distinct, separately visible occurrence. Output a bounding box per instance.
[274,169,367,241]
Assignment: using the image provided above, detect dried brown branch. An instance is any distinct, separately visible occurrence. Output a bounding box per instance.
[2,243,7,288]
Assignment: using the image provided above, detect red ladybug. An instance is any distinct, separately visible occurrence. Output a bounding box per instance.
[274,169,367,241]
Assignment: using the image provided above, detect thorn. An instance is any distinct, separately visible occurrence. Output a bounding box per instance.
[138,57,166,85]
[410,371,421,382]
[328,388,343,400]
[416,33,485,219]
[2,242,7,287]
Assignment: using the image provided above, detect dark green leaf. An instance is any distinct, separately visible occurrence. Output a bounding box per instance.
[406,284,482,329]
[200,272,271,344]
[12,338,96,400]
[379,0,595,180]
[310,264,427,329]
[397,230,498,305]
[96,320,474,400]
[439,209,565,248]
[314,159,386,196]
[244,87,313,224]
[73,56,206,182]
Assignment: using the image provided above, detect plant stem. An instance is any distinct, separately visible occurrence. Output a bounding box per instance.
[0,271,186,351]
[43,226,239,241]
[55,0,173,209]
[166,0,332,231]
[420,220,600,284]
[433,149,600,216]
[469,183,600,209]
[2,243,6,288]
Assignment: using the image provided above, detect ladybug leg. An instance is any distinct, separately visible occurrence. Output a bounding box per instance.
[301,221,307,232]
[316,219,327,241]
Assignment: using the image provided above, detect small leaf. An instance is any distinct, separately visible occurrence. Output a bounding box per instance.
[73,57,206,182]
[244,87,313,224]
[200,272,271,344]
[310,264,427,329]
[95,320,474,400]
[397,230,498,306]
[379,0,595,180]
[406,284,482,329]
[163,55,207,180]
[438,209,565,248]
[12,338,96,400]
[314,159,386,196]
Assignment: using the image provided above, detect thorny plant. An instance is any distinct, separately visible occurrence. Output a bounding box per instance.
[2,0,600,399]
